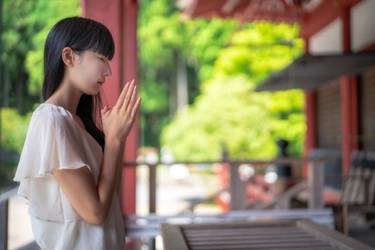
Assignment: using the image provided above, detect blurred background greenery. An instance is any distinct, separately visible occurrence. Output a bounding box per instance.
[0,0,305,180]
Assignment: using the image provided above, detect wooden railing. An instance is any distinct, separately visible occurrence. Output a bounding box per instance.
[0,156,332,250]
[0,186,18,250]
[124,157,333,214]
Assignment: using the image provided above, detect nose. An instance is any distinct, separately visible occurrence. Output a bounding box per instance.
[104,62,112,77]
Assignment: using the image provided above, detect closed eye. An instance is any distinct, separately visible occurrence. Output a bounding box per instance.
[98,57,105,62]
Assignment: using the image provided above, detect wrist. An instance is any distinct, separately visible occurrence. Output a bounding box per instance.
[105,137,122,149]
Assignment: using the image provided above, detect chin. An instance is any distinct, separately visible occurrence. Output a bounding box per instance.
[84,89,101,96]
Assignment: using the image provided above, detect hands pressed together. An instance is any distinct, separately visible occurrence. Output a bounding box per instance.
[101,80,141,142]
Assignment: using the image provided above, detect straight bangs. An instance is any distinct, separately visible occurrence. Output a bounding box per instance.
[70,19,115,60]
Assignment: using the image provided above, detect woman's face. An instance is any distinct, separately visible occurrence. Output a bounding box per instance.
[68,49,112,96]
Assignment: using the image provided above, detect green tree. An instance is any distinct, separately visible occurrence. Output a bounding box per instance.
[1,108,32,154]
[0,0,80,175]
[138,0,237,147]
[161,21,305,161]
[1,0,80,113]
[161,75,276,161]
[25,0,81,96]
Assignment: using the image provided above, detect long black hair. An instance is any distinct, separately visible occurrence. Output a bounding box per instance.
[42,17,115,150]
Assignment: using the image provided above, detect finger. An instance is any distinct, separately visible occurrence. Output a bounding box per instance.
[121,80,136,112]
[130,97,141,120]
[116,80,132,110]
[126,85,138,113]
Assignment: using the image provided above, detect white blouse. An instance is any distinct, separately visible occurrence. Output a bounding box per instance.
[14,103,125,250]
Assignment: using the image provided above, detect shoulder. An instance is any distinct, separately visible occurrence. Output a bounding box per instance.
[30,103,75,131]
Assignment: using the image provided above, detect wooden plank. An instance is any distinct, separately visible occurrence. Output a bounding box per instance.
[125,208,335,238]
[189,241,335,250]
[350,168,363,204]
[359,168,372,204]
[125,208,334,221]
[188,237,331,247]
[161,219,369,250]
[161,224,189,250]
[297,219,375,250]
[368,169,375,205]
[184,233,315,241]
[184,228,304,237]
[341,167,355,204]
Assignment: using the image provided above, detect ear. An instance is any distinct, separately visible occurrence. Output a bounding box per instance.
[61,47,75,67]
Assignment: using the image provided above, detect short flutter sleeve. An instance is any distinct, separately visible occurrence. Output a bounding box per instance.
[13,104,101,222]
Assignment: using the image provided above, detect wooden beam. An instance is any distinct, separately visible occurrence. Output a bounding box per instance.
[341,5,351,52]
[221,0,241,14]
[302,0,362,39]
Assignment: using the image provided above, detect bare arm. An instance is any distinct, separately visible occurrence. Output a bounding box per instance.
[115,141,126,195]
[53,81,140,225]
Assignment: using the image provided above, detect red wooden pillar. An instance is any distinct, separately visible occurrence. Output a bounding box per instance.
[340,76,359,174]
[82,0,123,107]
[122,0,139,215]
[304,90,317,176]
[303,35,316,176]
[340,3,358,174]
[82,0,138,215]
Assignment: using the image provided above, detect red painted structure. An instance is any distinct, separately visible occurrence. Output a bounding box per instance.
[80,0,375,217]
[82,0,139,215]
[183,0,373,176]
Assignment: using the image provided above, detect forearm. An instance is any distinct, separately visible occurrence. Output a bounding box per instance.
[53,139,122,225]
[95,139,122,220]
[115,141,125,195]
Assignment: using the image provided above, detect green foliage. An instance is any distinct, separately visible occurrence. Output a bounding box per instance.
[161,20,305,161]
[25,0,81,96]
[0,0,80,159]
[138,0,237,147]
[1,108,32,154]
[185,18,237,82]
[266,90,306,157]
[1,0,80,111]
[161,76,277,161]
[214,22,304,84]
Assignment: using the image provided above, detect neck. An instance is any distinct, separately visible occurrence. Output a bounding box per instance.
[45,82,82,116]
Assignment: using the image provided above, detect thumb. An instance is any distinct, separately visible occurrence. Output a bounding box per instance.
[101,104,109,116]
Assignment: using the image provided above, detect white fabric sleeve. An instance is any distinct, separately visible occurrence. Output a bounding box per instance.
[13,105,94,222]
[14,106,91,182]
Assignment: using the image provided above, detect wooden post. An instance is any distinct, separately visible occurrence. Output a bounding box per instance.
[149,164,156,213]
[0,201,8,250]
[229,163,247,210]
[308,161,324,209]
[82,0,139,216]
[340,76,359,174]
[304,91,317,177]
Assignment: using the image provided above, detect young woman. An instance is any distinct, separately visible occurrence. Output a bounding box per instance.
[14,17,141,250]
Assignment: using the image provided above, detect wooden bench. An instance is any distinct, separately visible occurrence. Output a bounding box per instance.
[161,219,374,250]
[124,208,335,249]
[338,151,375,235]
